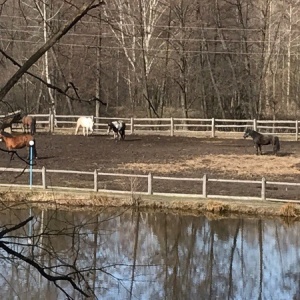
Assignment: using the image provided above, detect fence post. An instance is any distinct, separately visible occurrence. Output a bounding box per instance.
[147,173,153,195]
[211,118,215,138]
[261,177,266,200]
[94,170,98,192]
[202,174,207,198]
[48,109,51,132]
[253,119,257,131]
[42,166,46,189]
[130,117,134,135]
[49,109,55,133]
[296,120,298,141]
[170,117,174,137]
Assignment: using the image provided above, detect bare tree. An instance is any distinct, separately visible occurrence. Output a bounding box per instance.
[103,0,167,117]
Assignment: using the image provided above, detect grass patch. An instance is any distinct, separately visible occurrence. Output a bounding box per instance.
[278,203,300,217]
[203,201,229,213]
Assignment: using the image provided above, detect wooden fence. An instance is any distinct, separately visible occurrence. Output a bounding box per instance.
[8,113,300,140]
[0,167,299,203]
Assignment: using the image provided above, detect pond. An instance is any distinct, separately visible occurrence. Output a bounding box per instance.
[0,205,299,299]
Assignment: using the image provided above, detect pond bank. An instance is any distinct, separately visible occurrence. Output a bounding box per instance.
[2,187,300,218]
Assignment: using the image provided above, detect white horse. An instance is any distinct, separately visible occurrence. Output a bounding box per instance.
[107,120,126,140]
[75,116,94,136]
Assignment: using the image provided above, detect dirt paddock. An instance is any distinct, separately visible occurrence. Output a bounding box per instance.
[0,132,300,201]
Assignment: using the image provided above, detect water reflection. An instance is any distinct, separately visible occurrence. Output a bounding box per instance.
[0,206,299,299]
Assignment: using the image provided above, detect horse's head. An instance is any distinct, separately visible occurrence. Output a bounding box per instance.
[0,131,10,142]
[243,128,251,139]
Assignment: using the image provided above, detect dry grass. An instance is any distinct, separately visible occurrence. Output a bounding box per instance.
[203,201,229,213]
[278,203,300,217]
[119,154,300,178]
[1,189,300,218]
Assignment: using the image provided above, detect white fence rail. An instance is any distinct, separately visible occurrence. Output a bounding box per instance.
[13,113,300,140]
[0,167,299,203]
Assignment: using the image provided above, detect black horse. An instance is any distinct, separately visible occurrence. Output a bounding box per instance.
[243,128,280,155]
[107,120,126,140]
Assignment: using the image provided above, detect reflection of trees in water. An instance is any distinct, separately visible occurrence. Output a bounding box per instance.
[145,212,300,299]
[0,206,139,299]
[1,206,300,299]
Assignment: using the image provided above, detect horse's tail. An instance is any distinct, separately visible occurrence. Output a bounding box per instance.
[30,117,36,135]
[120,122,126,140]
[274,136,280,153]
[121,127,126,140]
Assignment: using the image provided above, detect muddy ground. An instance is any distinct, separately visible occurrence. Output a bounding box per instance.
[0,131,300,201]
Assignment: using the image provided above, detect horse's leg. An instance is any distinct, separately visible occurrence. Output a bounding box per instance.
[75,124,79,135]
[273,144,277,155]
[7,147,15,161]
[10,152,15,161]
[258,145,262,155]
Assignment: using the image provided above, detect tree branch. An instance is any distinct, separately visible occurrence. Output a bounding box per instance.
[0,240,89,298]
[0,48,106,107]
[0,216,33,238]
[0,0,105,102]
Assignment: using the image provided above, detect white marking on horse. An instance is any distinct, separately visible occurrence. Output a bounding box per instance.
[75,117,94,136]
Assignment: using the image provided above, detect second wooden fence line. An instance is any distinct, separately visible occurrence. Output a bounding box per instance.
[0,167,299,203]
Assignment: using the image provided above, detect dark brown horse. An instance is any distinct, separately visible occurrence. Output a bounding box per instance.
[243,128,280,155]
[0,131,38,159]
[22,115,36,135]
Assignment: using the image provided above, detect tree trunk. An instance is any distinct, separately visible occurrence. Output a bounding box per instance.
[95,11,103,120]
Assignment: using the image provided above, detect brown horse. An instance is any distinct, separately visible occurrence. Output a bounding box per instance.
[22,115,36,135]
[0,131,38,160]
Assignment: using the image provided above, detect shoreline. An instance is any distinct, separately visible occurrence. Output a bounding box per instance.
[2,187,300,218]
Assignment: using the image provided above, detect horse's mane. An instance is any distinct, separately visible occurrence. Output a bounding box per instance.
[245,128,262,135]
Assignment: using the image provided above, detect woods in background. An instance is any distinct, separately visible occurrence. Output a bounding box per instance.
[1,0,299,120]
